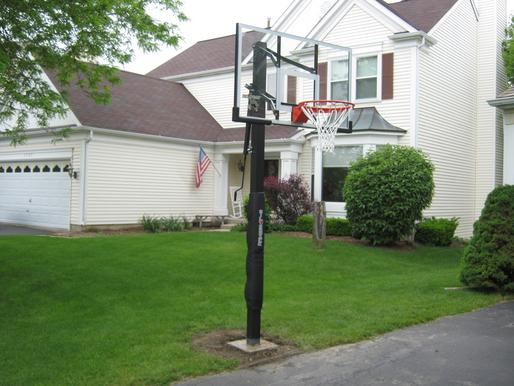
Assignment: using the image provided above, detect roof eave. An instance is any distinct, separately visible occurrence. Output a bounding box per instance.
[488,97,514,108]
[388,31,437,46]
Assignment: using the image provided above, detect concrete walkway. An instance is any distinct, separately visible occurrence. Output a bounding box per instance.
[178,301,514,386]
[0,224,51,235]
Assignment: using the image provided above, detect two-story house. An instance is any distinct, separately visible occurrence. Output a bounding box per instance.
[0,0,507,237]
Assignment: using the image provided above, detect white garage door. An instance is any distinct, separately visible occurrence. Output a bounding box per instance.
[0,161,71,230]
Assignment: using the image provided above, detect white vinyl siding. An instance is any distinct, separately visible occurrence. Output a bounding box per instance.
[495,0,508,186]
[418,0,479,236]
[184,72,252,129]
[85,134,216,225]
[475,0,507,219]
[321,3,395,48]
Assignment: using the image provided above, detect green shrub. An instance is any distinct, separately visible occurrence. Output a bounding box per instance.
[295,216,351,236]
[243,196,272,233]
[296,214,313,233]
[230,223,247,232]
[269,223,298,232]
[326,218,352,236]
[460,185,514,293]
[343,145,434,245]
[415,217,459,246]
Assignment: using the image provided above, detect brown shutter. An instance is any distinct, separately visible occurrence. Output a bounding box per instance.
[287,76,297,104]
[318,62,328,100]
[382,53,394,100]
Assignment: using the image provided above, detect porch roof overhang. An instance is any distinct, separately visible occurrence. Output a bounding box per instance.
[488,97,514,109]
[488,87,514,109]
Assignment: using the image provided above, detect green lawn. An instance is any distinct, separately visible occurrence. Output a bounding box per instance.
[0,232,505,385]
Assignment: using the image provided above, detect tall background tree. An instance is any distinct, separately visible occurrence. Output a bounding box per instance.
[0,0,186,144]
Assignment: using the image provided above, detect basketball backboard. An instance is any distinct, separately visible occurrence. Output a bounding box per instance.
[232,23,353,129]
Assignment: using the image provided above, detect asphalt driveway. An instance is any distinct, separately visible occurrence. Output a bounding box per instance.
[178,301,514,386]
[0,224,52,235]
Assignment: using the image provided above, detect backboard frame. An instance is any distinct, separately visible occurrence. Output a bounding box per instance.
[232,23,353,129]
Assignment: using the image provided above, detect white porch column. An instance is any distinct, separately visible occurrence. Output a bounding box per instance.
[213,153,229,215]
[313,147,322,201]
[279,151,298,179]
[504,117,514,185]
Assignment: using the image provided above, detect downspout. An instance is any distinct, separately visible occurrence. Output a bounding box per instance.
[79,130,93,226]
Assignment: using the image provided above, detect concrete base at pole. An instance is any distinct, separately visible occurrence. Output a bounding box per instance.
[227,339,278,353]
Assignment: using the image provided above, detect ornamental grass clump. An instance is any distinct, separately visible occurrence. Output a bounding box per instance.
[460,185,514,293]
[343,145,434,246]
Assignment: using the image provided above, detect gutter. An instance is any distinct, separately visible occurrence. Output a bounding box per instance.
[487,97,514,108]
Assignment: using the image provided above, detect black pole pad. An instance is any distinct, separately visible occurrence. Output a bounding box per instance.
[245,191,265,343]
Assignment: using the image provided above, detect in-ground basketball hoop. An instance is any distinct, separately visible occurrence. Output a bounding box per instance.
[292,100,355,153]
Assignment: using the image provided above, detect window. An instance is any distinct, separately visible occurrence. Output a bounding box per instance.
[329,55,380,101]
[23,166,31,173]
[322,146,362,202]
[33,165,40,173]
[330,59,349,100]
[356,56,378,100]
[52,165,61,172]
[42,165,50,172]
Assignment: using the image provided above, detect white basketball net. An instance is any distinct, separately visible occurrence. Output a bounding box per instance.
[300,101,354,153]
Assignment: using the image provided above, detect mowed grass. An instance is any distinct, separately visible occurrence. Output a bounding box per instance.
[0,232,505,385]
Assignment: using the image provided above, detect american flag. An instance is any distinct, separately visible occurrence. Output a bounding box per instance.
[195,146,212,188]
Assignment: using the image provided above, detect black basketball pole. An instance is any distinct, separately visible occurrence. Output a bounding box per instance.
[245,41,267,346]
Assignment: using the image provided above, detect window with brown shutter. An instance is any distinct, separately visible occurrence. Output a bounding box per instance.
[382,53,394,100]
[318,62,328,100]
[287,76,297,104]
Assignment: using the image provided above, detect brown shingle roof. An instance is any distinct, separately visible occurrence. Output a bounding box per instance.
[46,69,223,141]
[376,0,459,32]
[147,30,264,78]
[45,68,300,142]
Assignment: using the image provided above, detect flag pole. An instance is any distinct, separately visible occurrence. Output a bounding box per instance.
[202,147,222,176]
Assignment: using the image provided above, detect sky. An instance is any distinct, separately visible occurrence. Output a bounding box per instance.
[123,0,514,75]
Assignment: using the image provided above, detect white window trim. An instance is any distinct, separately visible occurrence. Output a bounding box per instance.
[354,54,382,102]
[328,53,382,103]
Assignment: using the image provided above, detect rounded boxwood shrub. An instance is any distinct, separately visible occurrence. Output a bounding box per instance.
[296,214,313,233]
[415,217,459,246]
[326,218,352,236]
[295,215,352,236]
[460,185,514,293]
[343,145,434,245]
